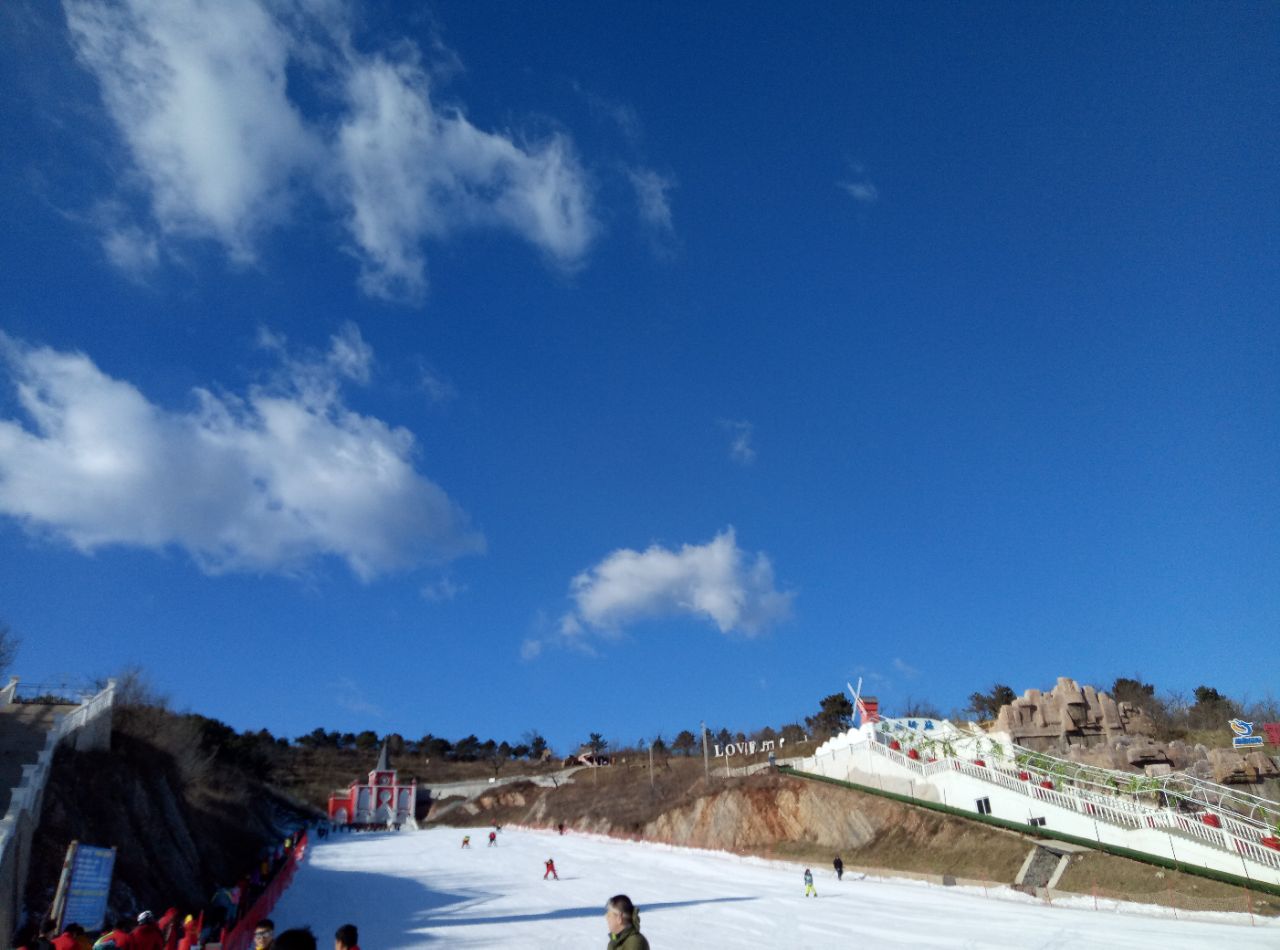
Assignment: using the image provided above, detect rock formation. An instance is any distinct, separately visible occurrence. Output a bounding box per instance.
[995,677,1156,751]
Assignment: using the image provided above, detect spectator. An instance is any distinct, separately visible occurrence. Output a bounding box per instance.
[52,924,85,950]
[273,929,316,950]
[35,919,58,950]
[333,924,358,950]
[155,910,178,950]
[92,916,134,950]
[604,895,649,950]
[130,912,163,950]
[252,920,275,950]
[175,915,200,950]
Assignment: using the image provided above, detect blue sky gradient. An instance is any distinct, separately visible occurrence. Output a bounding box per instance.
[1,2,1276,753]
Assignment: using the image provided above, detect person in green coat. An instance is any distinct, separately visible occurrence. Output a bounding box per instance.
[605,894,649,949]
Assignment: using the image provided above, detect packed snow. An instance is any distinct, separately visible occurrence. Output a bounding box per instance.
[270,827,1279,948]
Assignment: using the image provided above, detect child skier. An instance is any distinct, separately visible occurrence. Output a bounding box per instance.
[803,868,817,897]
[488,831,497,847]
[544,858,559,880]
[461,835,471,848]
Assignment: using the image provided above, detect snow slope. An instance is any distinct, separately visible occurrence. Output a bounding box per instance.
[270,827,1279,948]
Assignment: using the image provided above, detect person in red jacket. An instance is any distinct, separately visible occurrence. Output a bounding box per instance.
[156,910,179,950]
[52,924,86,950]
[130,911,164,950]
[92,915,133,950]
[543,858,558,880]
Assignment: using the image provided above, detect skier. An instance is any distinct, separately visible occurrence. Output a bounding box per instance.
[803,868,817,897]
[488,831,497,847]
[544,858,559,880]
[833,855,844,881]
[461,835,471,849]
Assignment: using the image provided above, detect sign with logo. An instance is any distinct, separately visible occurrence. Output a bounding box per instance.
[1228,719,1280,749]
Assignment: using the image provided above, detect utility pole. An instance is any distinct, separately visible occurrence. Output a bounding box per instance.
[701,721,711,782]
[648,742,654,789]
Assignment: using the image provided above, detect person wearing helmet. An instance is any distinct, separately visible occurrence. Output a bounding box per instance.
[543,857,558,880]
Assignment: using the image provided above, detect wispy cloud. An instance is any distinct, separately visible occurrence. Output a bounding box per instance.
[838,164,879,205]
[418,363,458,406]
[629,167,675,234]
[421,575,466,602]
[334,677,386,718]
[557,527,792,643]
[892,657,920,678]
[721,419,756,465]
[62,0,597,302]
[0,325,484,579]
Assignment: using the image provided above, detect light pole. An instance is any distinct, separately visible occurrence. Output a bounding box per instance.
[701,721,711,782]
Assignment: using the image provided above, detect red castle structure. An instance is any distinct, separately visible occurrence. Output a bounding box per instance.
[328,742,417,828]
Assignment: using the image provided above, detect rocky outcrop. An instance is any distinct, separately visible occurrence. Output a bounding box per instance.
[996,677,1156,751]
[995,678,1280,787]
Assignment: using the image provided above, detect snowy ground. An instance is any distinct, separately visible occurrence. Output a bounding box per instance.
[270,827,1280,948]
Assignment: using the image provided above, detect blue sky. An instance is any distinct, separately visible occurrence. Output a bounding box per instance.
[1,2,1277,754]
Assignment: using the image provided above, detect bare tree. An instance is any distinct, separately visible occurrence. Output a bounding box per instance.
[0,622,19,678]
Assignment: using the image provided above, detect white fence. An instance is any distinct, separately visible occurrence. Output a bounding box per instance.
[0,679,116,948]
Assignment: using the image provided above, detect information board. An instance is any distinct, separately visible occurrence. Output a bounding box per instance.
[59,844,116,930]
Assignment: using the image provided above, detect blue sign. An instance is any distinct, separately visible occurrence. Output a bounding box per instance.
[1229,719,1264,750]
[60,845,115,930]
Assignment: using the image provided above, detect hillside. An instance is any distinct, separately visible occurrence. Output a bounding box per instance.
[24,704,312,922]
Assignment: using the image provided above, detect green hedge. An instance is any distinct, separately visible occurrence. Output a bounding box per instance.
[779,765,1280,898]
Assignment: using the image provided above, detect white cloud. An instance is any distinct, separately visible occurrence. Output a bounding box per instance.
[0,328,484,579]
[721,419,756,465]
[628,167,674,234]
[560,528,792,639]
[337,55,595,301]
[62,0,597,301]
[64,0,318,259]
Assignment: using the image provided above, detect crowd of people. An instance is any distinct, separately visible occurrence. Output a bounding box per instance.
[17,917,361,950]
[14,827,310,950]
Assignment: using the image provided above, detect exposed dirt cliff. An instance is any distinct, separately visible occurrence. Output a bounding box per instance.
[429,767,1029,882]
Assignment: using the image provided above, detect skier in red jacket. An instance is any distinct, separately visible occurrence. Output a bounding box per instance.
[543,858,558,880]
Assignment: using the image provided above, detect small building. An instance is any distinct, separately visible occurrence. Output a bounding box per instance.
[328,742,417,828]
